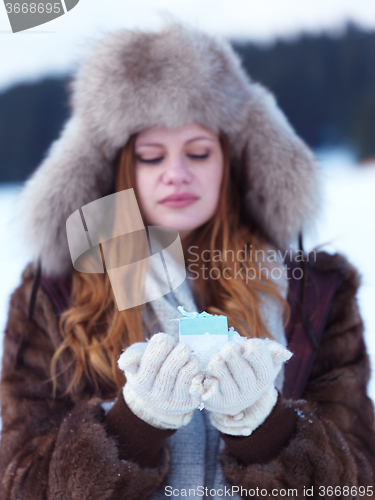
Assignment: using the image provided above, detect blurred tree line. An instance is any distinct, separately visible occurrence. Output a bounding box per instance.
[0,23,374,182]
[233,23,375,160]
[0,77,70,182]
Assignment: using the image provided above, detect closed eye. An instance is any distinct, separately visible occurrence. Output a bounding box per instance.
[137,156,164,164]
[187,153,210,160]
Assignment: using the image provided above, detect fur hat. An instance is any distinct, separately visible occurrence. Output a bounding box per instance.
[15,22,321,277]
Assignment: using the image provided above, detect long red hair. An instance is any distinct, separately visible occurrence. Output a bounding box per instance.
[50,133,290,398]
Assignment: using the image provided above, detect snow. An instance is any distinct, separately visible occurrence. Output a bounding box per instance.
[304,148,375,402]
[178,319,245,370]
[1,149,375,431]
[182,331,229,369]
[0,183,32,358]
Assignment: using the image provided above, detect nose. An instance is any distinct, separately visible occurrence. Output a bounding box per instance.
[161,154,193,186]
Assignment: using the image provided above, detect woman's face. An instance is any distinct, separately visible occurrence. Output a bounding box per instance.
[134,123,224,239]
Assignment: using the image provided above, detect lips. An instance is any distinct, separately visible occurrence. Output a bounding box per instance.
[159,193,199,208]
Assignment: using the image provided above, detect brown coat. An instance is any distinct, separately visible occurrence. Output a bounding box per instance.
[0,251,375,499]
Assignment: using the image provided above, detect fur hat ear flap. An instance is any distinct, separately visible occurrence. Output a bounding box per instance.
[236,83,321,250]
[14,116,113,277]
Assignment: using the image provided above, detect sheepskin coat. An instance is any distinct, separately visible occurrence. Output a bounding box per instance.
[1,23,375,499]
[0,252,374,499]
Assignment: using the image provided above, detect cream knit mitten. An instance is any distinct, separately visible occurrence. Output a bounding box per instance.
[118,333,203,430]
[201,338,292,436]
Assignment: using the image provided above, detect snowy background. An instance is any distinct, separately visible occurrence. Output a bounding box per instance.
[1,0,375,92]
[1,0,375,433]
[1,148,375,411]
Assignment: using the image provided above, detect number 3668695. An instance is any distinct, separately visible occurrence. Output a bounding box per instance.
[5,3,61,14]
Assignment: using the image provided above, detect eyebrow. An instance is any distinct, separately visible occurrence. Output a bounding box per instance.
[185,136,215,144]
[135,136,215,148]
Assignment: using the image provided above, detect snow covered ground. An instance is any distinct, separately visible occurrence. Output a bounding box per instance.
[1,149,375,414]
[0,182,31,362]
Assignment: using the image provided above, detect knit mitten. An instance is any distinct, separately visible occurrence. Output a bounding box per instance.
[118,333,203,430]
[201,338,292,436]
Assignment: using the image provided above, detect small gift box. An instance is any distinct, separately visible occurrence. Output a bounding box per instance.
[172,306,229,368]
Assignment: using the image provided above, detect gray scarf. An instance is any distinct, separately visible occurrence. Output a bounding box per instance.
[146,251,288,499]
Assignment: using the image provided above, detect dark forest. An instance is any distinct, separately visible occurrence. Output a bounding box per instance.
[1,23,374,182]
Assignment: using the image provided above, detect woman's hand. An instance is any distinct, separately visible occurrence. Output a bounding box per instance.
[201,338,292,436]
[118,333,203,430]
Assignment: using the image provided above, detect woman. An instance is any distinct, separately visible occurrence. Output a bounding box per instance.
[1,23,374,499]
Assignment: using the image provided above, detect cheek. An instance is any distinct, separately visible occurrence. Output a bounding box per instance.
[134,168,154,212]
[203,161,224,204]
[135,168,151,198]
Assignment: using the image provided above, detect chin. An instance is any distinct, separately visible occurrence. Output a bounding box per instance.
[155,216,201,231]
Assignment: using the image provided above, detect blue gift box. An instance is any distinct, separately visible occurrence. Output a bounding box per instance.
[175,306,228,336]
[171,307,229,370]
